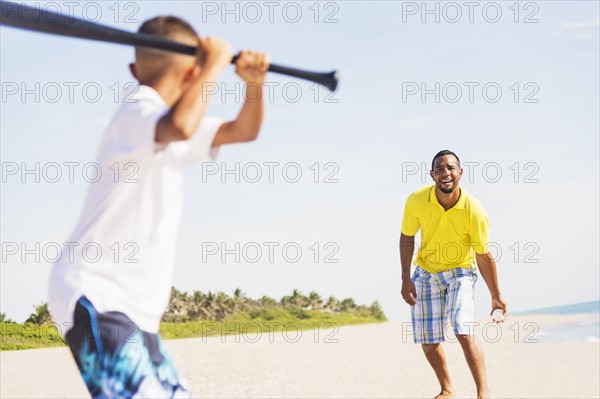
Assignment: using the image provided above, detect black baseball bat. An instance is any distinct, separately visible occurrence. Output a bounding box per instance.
[0,1,339,91]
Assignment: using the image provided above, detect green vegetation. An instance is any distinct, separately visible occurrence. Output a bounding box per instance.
[25,302,52,325]
[1,288,386,351]
[1,322,66,351]
[0,312,14,323]
[161,307,383,340]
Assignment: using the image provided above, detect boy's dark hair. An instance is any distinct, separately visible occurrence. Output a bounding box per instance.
[138,16,198,41]
[133,17,198,85]
[431,150,460,170]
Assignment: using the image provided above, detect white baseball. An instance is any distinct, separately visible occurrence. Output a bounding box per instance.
[492,308,505,322]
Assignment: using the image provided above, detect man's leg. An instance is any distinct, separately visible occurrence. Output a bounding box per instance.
[422,343,454,399]
[456,335,489,399]
[445,267,489,399]
[411,267,452,398]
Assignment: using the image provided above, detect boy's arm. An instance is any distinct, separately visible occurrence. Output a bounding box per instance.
[156,37,232,144]
[475,252,508,320]
[212,50,270,146]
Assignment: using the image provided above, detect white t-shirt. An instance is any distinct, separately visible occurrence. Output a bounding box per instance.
[48,85,223,334]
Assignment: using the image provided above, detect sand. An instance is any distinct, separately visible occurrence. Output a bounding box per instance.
[1,315,599,398]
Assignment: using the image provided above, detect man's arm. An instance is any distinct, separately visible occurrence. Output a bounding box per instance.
[213,50,270,146]
[475,251,508,321]
[156,37,232,144]
[400,233,417,306]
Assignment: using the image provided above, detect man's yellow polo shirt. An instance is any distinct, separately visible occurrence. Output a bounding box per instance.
[401,185,490,273]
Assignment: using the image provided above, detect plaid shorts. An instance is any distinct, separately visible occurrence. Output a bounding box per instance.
[411,265,478,344]
[66,297,191,399]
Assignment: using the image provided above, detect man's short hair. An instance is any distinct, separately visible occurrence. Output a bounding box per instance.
[138,16,198,42]
[431,150,460,170]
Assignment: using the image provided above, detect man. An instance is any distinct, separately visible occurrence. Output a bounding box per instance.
[400,150,507,399]
[48,16,268,398]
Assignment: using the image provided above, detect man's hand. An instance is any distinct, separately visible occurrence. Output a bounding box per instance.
[235,50,270,85]
[491,295,508,323]
[197,36,232,73]
[401,280,417,306]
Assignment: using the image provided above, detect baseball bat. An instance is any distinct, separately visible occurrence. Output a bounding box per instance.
[0,1,339,91]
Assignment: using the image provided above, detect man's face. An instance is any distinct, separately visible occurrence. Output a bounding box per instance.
[430,155,463,194]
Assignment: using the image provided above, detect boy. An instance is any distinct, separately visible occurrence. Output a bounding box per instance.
[48,16,269,398]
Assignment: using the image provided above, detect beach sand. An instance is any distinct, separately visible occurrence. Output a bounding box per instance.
[1,315,598,398]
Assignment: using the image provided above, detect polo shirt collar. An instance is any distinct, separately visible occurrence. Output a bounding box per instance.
[429,185,466,210]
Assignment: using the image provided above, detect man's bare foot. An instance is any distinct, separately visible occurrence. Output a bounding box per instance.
[477,391,490,399]
[433,389,454,399]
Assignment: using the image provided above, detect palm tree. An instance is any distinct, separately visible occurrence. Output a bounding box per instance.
[325,296,341,312]
[290,289,309,308]
[163,287,193,322]
[233,288,245,299]
[259,295,277,308]
[308,291,323,310]
[280,295,292,307]
[211,291,234,321]
[198,291,217,321]
[0,312,14,323]
[340,298,356,312]
[25,302,51,324]
[186,290,208,321]
[232,288,255,313]
[369,301,386,320]
[192,291,206,305]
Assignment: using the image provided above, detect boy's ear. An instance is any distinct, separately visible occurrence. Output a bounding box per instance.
[129,63,138,80]
[184,65,201,83]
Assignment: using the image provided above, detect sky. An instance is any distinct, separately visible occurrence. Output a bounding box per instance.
[1,1,599,323]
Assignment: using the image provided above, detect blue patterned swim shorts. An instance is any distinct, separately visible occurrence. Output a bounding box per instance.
[66,297,191,399]
[411,265,478,344]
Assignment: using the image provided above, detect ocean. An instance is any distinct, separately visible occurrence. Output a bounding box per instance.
[515,300,599,343]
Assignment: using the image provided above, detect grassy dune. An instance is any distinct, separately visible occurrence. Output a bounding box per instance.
[1,322,66,351]
[1,307,385,351]
[160,307,384,340]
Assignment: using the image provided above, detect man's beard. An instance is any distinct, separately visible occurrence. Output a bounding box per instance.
[437,180,458,194]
